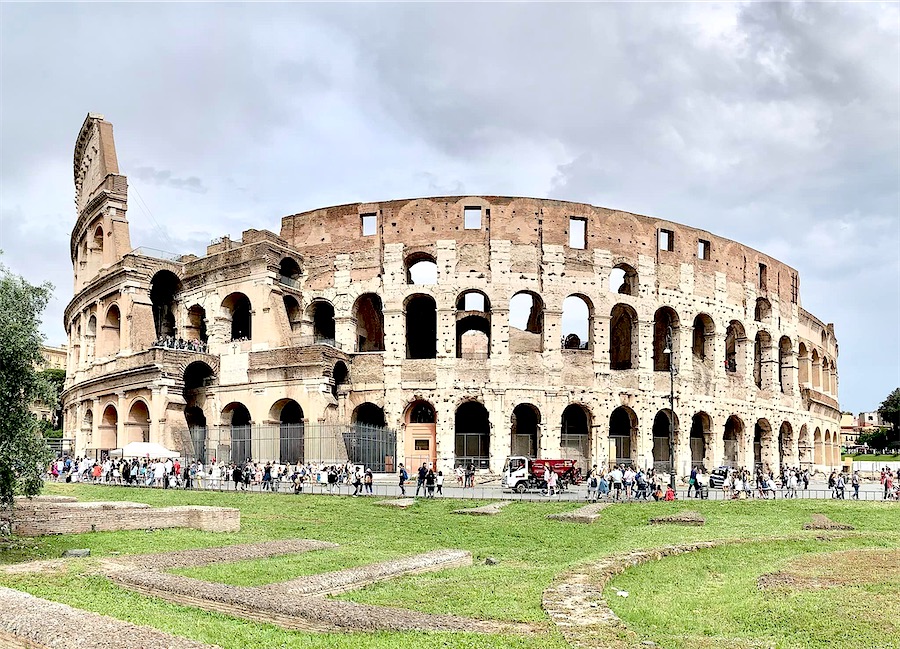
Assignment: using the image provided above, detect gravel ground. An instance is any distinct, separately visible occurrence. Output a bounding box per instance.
[0,586,220,649]
[262,549,472,596]
[121,539,338,570]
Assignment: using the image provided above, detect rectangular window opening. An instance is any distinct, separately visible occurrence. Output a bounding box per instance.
[759,263,768,290]
[698,239,711,260]
[569,217,587,249]
[463,206,482,230]
[658,228,674,252]
[361,213,377,236]
[790,273,799,304]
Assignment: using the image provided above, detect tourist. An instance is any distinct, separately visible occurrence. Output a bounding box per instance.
[851,471,860,500]
[587,465,599,501]
[835,472,846,500]
[435,471,443,496]
[425,468,436,498]
[365,468,374,495]
[454,464,464,486]
[623,466,635,499]
[465,463,475,488]
[352,466,363,497]
[664,484,676,501]
[687,466,698,498]
[634,469,650,500]
[608,465,624,501]
[415,462,428,497]
[398,463,408,496]
[546,468,558,497]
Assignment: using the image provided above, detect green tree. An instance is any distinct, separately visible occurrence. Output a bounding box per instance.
[38,367,66,430]
[878,387,900,440]
[0,260,53,512]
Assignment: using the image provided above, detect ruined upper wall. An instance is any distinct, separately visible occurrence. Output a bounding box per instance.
[74,113,120,215]
[280,196,800,306]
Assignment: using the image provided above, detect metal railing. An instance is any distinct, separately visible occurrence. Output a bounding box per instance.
[130,247,182,262]
[278,275,301,288]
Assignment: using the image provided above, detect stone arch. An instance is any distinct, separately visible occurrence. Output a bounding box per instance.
[456,290,491,358]
[814,426,823,465]
[86,314,97,358]
[278,257,302,283]
[222,402,252,464]
[725,320,746,374]
[652,409,679,471]
[778,336,793,394]
[182,361,214,453]
[405,399,437,470]
[405,293,437,359]
[406,400,436,424]
[754,418,775,471]
[511,403,541,458]
[610,303,638,370]
[753,330,772,389]
[406,252,437,285]
[561,294,592,350]
[811,349,821,389]
[798,424,812,468]
[609,262,638,296]
[222,292,252,341]
[561,404,592,473]
[98,404,117,450]
[609,406,638,468]
[754,297,771,323]
[824,428,833,467]
[352,402,387,427]
[690,411,713,469]
[186,304,208,342]
[82,407,94,439]
[101,304,120,356]
[93,224,104,254]
[270,399,304,464]
[150,270,182,339]
[331,361,349,398]
[283,296,303,333]
[455,400,490,469]
[821,357,831,393]
[353,293,385,352]
[308,299,336,342]
[779,421,793,470]
[691,313,715,366]
[510,291,544,352]
[797,342,809,386]
[125,399,150,446]
[652,306,680,372]
[723,415,744,467]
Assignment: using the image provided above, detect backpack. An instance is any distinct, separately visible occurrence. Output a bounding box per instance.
[400,468,408,481]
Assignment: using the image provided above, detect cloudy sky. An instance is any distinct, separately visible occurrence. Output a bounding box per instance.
[1,2,897,413]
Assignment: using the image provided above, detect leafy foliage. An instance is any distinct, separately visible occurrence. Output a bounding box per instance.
[0,261,53,510]
[877,387,900,437]
[37,367,66,430]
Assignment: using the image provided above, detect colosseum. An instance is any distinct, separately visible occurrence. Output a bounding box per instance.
[61,114,842,478]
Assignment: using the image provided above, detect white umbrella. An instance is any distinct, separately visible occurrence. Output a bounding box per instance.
[119,442,180,458]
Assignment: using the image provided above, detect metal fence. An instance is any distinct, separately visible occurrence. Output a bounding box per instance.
[46,438,76,457]
[178,423,397,472]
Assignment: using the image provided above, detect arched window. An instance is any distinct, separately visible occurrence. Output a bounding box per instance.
[222,292,252,341]
[609,263,638,296]
[609,406,638,469]
[610,304,638,370]
[511,404,540,457]
[352,293,385,352]
[561,295,591,350]
[691,314,715,365]
[150,270,182,340]
[405,294,437,359]
[457,290,490,358]
[754,297,771,323]
[652,307,679,372]
[102,305,120,356]
[509,292,544,353]
[406,253,438,285]
[93,225,104,254]
[561,404,591,473]
[309,300,336,343]
[408,401,436,424]
[278,257,302,286]
[725,320,746,374]
[753,331,772,389]
[455,401,490,469]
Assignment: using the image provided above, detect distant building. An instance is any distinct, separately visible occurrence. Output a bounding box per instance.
[31,344,67,424]
[840,412,858,446]
[857,411,883,432]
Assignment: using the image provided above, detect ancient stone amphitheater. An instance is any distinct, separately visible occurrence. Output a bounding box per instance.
[61,114,841,478]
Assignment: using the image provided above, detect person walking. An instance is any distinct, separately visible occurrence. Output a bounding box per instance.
[352,466,363,497]
[425,468,436,498]
[436,471,444,496]
[851,471,860,500]
[398,463,408,496]
[415,462,428,497]
[364,468,374,495]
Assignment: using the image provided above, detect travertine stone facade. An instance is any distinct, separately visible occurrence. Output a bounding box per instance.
[62,114,841,477]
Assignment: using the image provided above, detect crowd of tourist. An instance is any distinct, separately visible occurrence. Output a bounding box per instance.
[152,336,209,353]
[584,464,680,501]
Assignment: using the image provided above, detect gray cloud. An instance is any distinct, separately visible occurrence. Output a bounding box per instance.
[131,166,208,194]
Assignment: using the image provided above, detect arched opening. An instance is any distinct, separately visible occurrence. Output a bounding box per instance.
[653,307,679,372]
[509,291,544,353]
[779,421,793,470]
[561,295,592,350]
[690,412,712,469]
[754,419,774,471]
[272,399,304,464]
[725,320,746,374]
[93,225,104,254]
[511,403,540,457]
[609,263,638,296]
[456,290,491,358]
[405,294,437,359]
[821,358,831,393]
[754,331,772,389]
[778,336,792,394]
[350,402,392,471]
[183,361,214,460]
[102,305,121,356]
[223,402,252,464]
[150,270,182,340]
[652,410,678,472]
[283,296,302,333]
[723,415,744,467]
[186,305,208,343]
[609,406,638,468]
[86,315,97,359]
[405,400,437,469]
[98,405,117,450]
[825,429,833,467]
[455,401,490,469]
[278,257,302,284]
[691,313,715,366]
[813,427,823,465]
[331,361,348,398]
[353,293,385,352]
[754,297,771,323]
[309,300,336,343]
[811,349,821,389]
[798,425,812,468]
[222,292,252,341]
[561,404,591,472]
[352,402,387,427]
[406,253,438,285]
[126,401,150,445]
[798,343,809,386]
[610,304,638,370]
[82,408,94,443]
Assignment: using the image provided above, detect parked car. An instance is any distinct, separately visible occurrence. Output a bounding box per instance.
[708,467,730,489]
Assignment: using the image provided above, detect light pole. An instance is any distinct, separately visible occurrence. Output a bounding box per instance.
[663,325,676,489]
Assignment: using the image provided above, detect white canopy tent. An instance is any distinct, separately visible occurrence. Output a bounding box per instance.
[112,442,181,459]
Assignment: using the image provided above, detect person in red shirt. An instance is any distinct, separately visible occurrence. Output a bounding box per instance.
[664,485,676,501]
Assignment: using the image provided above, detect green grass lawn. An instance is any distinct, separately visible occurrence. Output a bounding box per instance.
[1,484,898,649]
[843,454,900,461]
